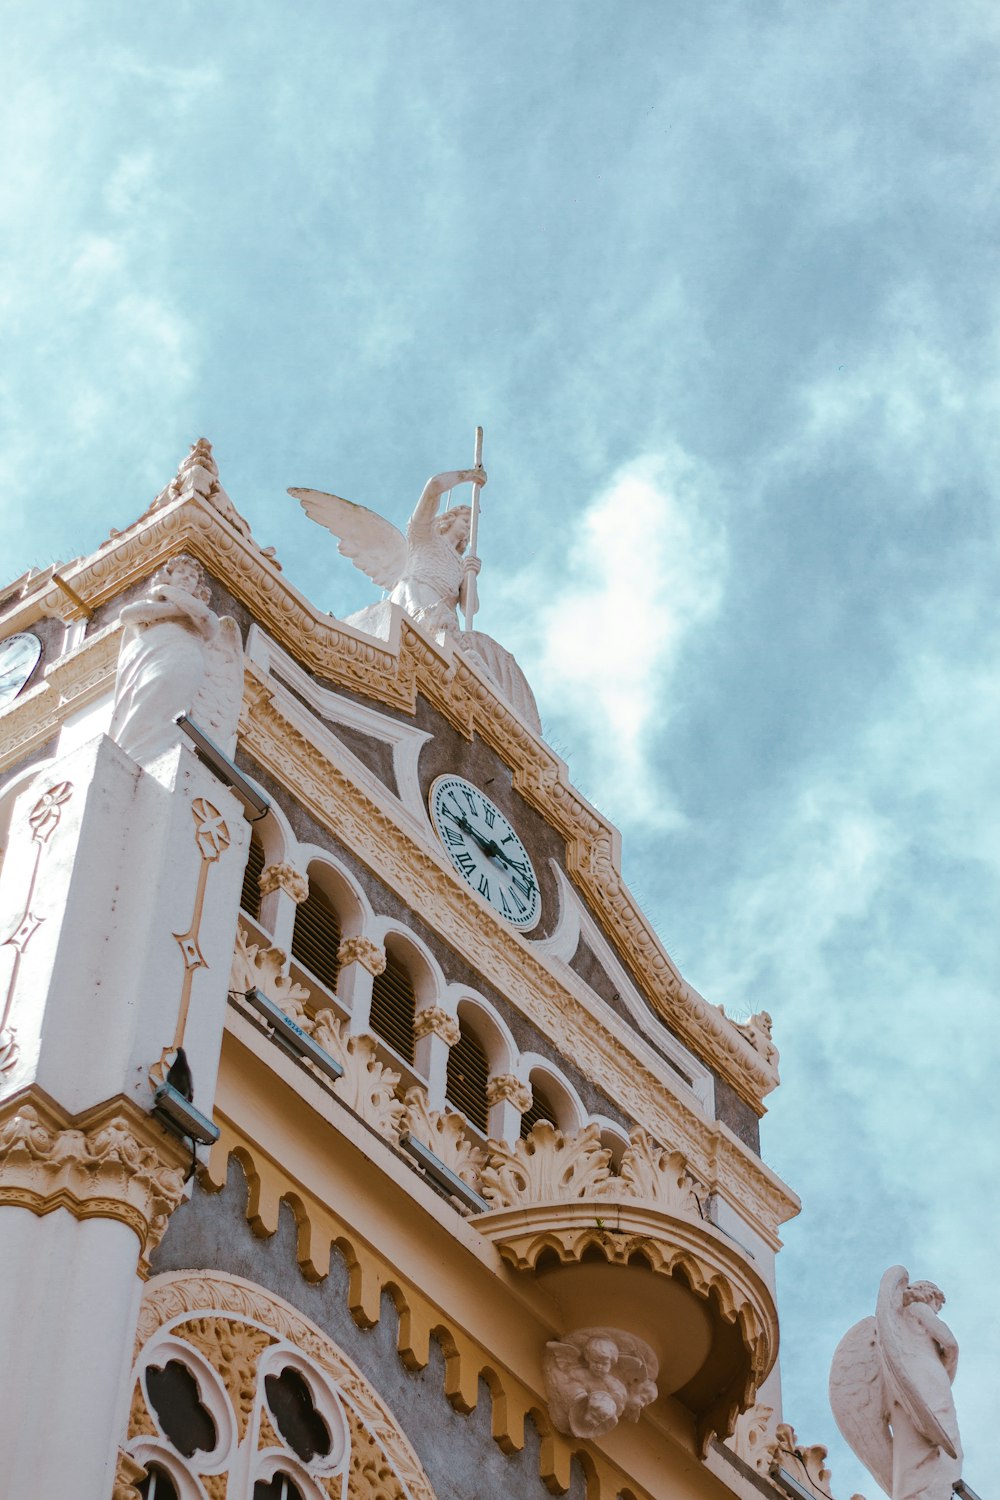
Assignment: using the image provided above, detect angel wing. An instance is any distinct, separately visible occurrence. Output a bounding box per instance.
[193,617,244,755]
[544,1341,585,1375]
[290,488,407,591]
[616,1355,646,1382]
[829,1315,893,1497]
[876,1265,958,1460]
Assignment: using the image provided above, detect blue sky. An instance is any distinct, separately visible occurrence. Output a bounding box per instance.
[3,3,998,1489]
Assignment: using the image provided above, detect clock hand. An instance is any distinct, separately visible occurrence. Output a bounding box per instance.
[441,806,536,888]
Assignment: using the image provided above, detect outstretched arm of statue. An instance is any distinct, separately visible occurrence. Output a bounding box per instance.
[458,553,482,613]
[409,467,488,536]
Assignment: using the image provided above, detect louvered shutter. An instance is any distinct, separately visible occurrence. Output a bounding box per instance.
[520,1081,556,1138]
[291,882,342,993]
[240,834,265,920]
[446,1025,489,1133]
[369,954,415,1063]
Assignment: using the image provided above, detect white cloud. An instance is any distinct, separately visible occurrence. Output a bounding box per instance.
[517,446,727,828]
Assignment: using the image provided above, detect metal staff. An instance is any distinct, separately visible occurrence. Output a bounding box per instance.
[463,425,484,631]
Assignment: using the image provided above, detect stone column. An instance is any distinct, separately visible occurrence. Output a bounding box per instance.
[413,1005,461,1106]
[339,936,386,1033]
[487,1074,533,1143]
[0,732,247,1493]
[259,860,309,952]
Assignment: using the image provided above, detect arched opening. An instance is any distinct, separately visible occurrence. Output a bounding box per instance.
[520,1076,558,1138]
[138,1464,180,1500]
[446,1021,490,1133]
[291,872,342,994]
[369,948,416,1064]
[240,830,266,921]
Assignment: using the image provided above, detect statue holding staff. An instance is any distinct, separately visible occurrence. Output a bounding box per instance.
[829,1265,962,1500]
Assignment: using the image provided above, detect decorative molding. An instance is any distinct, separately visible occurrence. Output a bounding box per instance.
[543,1328,658,1439]
[486,1074,532,1112]
[259,861,309,903]
[113,1449,147,1500]
[238,670,798,1246]
[174,1315,276,1440]
[615,1128,702,1217]
[480,1121,612,1208]
[311,1012,406,1140]
[337,935,387,976]
[172,797,231,1049]
[1,779,74,1070]
[136,1271,440,1500]
[733,1011,779,1070]
[128,1381,157,1440]
[348,1411,409,1500]
[230,926,311,1025]
[412,1005,460,1047]
[0,621,121,776]
[0,1087,189,1267]
[727,1402,781,1475]
[402,1086,486,1186]
[0,489,778,1113]
[774,1424,836,1500]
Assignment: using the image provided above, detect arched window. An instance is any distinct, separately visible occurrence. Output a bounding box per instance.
[291,877,342,994]
[240,831,266,921]
[253,1474,306,1500]
[446,1022,489,1133]
[369,951,415,1064]
[138,1467,180,1500]
[520,1077,557,1138]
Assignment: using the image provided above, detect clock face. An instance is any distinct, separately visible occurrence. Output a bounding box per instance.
[429,774,541,930]
[0,633,41,710]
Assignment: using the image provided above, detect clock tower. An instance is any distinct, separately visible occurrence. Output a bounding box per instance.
[0,440,832,1500]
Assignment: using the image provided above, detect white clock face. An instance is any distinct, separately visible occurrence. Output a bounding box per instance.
[0,633,41,709]
[429,774,541,930]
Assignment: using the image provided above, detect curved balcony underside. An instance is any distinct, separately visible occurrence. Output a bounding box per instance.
[476,1196,779,1455]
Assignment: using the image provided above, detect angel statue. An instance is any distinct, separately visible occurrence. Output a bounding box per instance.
[543,1329,659,1440]
[109,554,244,768]
[829,1266,962,1500]
[291,464,543,734]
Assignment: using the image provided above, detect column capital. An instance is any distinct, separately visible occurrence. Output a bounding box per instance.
[259,862,309,903]
[486,1074,532,1112]
[337,935,386,976]
[413,1005,461,1047]
[0,1086,189,1271]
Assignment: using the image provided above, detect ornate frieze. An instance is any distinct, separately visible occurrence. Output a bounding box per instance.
[337,935,387,976]
[259,861,309,903]
[412,1005,460,1046]
[402,1086,486,1186]
[485,1074,532,1112]
[0,1088,189,1266]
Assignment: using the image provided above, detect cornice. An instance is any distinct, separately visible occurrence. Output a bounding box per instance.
[241,675,799,1245]
[0,1085,190,1268]
[0,492,777,1108]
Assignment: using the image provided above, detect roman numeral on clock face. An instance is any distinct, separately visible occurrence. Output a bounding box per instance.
[443,826,464,847]
[429,775,540,929]
[454,850,476,876]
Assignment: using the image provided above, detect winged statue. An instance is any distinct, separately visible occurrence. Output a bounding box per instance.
[292,464,543,734]
[110,554,244,767]
[543,1329,658,1439]
[829,1266,962,1500]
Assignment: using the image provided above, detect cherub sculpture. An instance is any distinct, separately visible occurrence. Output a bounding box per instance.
[109,554,244,768]
[829,1266,962,1500]
[543,1329,659,1440]
[291,467,486,641]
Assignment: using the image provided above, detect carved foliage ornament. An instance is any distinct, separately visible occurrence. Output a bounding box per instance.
[337,935,387,976]
[259,861,309,903]
[402,1086,486,1186]
[310,1012,406,1141]
[412,1005,460,1047]
[0,1092,187,1264]
[480,1121,611,1207]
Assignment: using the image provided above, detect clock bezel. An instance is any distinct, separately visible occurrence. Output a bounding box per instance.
[428,773,542,932]
[0,632,42,710]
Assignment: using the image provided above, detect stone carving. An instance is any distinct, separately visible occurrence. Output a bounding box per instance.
[412,1005,460,1047]
[614,1128,701,1217]
[147,438,283,570]
[127,1380,158,1440]
[109,553,244,765]
[830,1266,961,1500]
[734,1011,779,1069]
[231,925,312,1027]
[338,935,387,976]
[0,1095,187,1263]
[311,1012,406,1140]
[292,467,487,641]
[113,1449,147,1500]
[402,1087,486,1187]
[348,1411,409,1500]
[727,1402,781,1474]
[485,1074,532,1113]
[292,467,543,733]
[773,1424,837,1500]
[259,861,309,903]
[480,1121,611,1208]
[1,779,75,1073]
[543,1328,658,1439]
[174,1315,275,1440]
